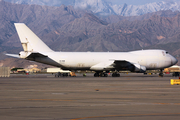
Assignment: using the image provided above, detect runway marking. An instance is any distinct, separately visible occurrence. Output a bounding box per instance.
[154,103,180,105]
[28,99,74,101]
[71,113,180,120]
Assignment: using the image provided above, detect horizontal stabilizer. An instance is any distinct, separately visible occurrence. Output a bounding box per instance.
[5,54,20,58]
[26,52,48,60]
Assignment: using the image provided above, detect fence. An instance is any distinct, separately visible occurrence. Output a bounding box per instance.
[0,67,10,77]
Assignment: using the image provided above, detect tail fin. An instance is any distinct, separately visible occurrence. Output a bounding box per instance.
[14,23,53,52]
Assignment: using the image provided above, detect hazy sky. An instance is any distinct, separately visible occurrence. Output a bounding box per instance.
[105,0,171,5]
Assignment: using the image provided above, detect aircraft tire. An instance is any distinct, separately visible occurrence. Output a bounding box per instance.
[112,73,120,77]
[94,73,99,77]
[159,73,163,77]
[104,73,108,77]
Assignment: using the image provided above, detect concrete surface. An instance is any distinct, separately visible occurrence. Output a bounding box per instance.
[0,73,180,120]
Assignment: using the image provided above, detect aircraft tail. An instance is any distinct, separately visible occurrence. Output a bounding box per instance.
[14,23,53,52]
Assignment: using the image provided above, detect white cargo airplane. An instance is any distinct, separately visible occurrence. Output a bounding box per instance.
[6,23,178,77]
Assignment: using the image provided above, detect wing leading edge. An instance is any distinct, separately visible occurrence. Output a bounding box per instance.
[90,60,146,73]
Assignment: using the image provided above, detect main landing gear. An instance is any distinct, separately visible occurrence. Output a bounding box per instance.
[94,72,120,77]
[94,72,108,77]
[112,72,120,77]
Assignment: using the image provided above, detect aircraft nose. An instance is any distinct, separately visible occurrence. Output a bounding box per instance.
[171,56,178,65]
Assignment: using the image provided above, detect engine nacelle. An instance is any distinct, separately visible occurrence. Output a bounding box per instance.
[19,51,28,58]
[132,64,146,73]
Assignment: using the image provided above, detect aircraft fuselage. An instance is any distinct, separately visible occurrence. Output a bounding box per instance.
[31,50,177,71]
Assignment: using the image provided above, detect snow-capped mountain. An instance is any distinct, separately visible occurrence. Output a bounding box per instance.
[111,1,180,16]
[74,0,180,16]
[4,0,75,6]
[74,0,116,15]
[4,0,180,16]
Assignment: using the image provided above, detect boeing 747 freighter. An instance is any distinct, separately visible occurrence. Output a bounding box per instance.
[6,23,178,77]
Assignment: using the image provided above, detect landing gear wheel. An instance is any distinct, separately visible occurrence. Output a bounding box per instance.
[104,73,108,77]
[94,72,99,77]
[117,73,120,77]
[159,69,164,77]
[112,73,120,77]
[94,72,108,77]
[159,73,164,77]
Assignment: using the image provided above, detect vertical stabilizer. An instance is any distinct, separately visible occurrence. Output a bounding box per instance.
[14,23,53,52]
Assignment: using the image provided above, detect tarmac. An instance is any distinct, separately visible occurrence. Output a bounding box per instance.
[0,73,180,120]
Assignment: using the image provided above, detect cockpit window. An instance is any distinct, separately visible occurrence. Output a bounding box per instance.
[166,52,169,54]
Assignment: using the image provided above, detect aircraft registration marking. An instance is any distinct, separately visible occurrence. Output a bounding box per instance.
[59,60,65,64]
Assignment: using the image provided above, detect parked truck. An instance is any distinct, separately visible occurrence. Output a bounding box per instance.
[164,65,180,77]
[47,68,76,77]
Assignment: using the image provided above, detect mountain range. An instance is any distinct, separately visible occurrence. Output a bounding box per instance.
[4,0,180,16]
[0,0,180,68]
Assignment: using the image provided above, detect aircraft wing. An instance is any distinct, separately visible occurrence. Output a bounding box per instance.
[90,60,146,72]
[90,61,115,71]
[113,60,134,71]
[114,60,146,72]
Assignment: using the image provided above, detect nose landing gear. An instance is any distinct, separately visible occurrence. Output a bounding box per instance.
[159,69,164,77]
